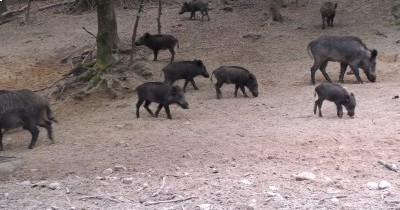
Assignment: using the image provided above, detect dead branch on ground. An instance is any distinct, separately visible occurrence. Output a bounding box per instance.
[144,196,198,206]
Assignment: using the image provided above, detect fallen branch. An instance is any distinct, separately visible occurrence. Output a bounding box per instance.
[34,76,69,92]
[78,195,120,203]
[38,0,75,11]
[378,160,398,172]
[152,176,166,197]
[82,26,97,39]
[144,196,197,206]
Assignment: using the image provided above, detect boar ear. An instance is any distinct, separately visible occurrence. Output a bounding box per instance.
[370,49,378,60]
[334,3,338,8]
[350,93,355,97]
[344,94,352,103]
[183,2,188,6]
[144,32,150,38]
[249,74,256,81]
[195,60,203,66]
[171,86,181,94]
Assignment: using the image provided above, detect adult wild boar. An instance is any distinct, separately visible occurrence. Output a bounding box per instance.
[179,0,210,21]
[163,60,209,93]
[211,66,258,99]
[0,89,57,150]
[135,33,179,62]
[314,83,356,118]
[135,82,189,119]
[308,36,378,85]
[320,2,337,29]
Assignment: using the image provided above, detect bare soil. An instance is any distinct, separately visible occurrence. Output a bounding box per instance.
[1,0,400,209]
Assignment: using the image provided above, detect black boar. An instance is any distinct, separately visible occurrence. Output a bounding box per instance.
[179,0,210,21]
[135,82,189,119]
[314,83,356,118]
[211,66,259,99]
[320,2,337,29]
[0,89,56,150]
[308,36,378,85]
[163,60,209,93]
[135,33,179,62]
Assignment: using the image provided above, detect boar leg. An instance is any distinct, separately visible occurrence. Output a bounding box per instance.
[349,65,363,84]
[315,98,324,117]
[319,61,332,83]
[136,98,145,118]
[153,50,159,61]
[37,118,54,143]
[144,100,155,117]
[25,121,39,149]
[215,82,223,99]
[168,47,175,62]
[240,86,248,97]
[335,103,343,118]
[183,80,190,93]
[310,61,321,85]
[322,16,326,29]
[155,104,163,118]
[339,63,348,83]
[189,79,199,90]
[163,105,173,119]
[190,12,195,20]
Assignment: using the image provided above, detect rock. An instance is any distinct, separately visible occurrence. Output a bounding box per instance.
[240,179,252,185]
[48,182,62,190]
[379,180,391,189]
[114,165,127,171]
[195,204,213,210]
[268,186,277,191]
[105,176,118,181]
[331,197,340,203]
[4,193,9,198]
[95,176,105,180]
[20,180,32,185]
[295,172,316,181]
[51,206,60,210]
[33,181,48,188]
[393,95,399,100]
[366,181,379,190]
[122,177,134,184]
[102,168,113,175]
[212,168,218,173]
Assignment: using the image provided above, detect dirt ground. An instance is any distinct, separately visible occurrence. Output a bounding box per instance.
[1,0,400,209]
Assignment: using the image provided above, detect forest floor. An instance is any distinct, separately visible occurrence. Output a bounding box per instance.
[1,0,400,209]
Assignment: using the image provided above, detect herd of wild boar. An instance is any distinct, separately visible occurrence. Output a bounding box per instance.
[0,1,381,150]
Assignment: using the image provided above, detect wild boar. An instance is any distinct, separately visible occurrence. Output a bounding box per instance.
[320,2,337,29]
[308,36,378,84]
[163,60,209,93]
[314,83,356,118]
[179,0,210,21]
[135,82,189,119]
[0,89,56,150]
[211,66,258,99]
[135,33,179,62]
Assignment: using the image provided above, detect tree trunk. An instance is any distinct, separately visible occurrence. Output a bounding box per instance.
[25,0,32,22]
[95,0,115,69]
[109,0,120,49]
[270,0,283,22]
[157,0,162,34]
[0,0,7,15]
[130,0,145,63]
[392,0,400,23]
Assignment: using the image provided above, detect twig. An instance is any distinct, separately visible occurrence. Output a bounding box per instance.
[82,27,97,39]
[78,195,120,203]
[378,160,398,172]
[152,176,166,197]
[144,196,197,206]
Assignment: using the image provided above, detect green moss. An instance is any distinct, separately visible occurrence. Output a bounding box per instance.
[90,73,102,84]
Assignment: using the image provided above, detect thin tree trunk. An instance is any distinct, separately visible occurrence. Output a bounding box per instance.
[130,0,145,64]
[157,0,162,34]
[110,0,120,49]
[95,0,114,69]
[25,0,32,22]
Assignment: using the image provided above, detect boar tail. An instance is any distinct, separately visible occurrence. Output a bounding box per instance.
[307,41,314,59]
[176,40,180,49]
